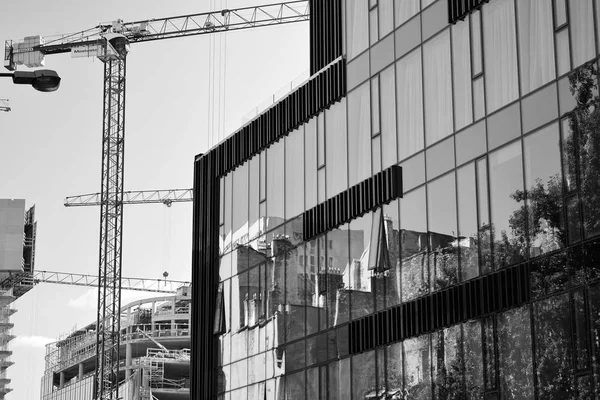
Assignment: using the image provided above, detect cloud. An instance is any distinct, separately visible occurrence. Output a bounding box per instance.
[67,288,97,310]
[11,335,54,349]
[67,288,158,311]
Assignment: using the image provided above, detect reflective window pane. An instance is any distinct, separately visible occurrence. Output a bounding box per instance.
[471,10,483,76]
[285,128,304,220]
[483,0,519,112]
[497,306,534,399]
[433,325,463,399]
[457,163,480,281]
[348,81,372,186]
[523,123,565,256]
[232,163,249,246]
[404,335,432,397]
[427,173,458,290]
[371,76,380,136]
[267,141,284,221]
[369,8,378,45]
[463,321,484,398]
[378,0,394,38]
[325,99,348,197]
[397,49,424,160]
[305,119,317,210]
[352,351,376,399]
[488,141,524,268]
[555,0,567,26]
[534,293,574,398]
[401,187,428,301]
[473,76,485,121]
[395,0,419,27]
[380,65,397,168]
[477,158,492,274]
[452,19,473,131]
[517,0,555,94]
[347,0,369,59]
[569,0,595,68]
[424,29,453,145]
[556,28,571,77]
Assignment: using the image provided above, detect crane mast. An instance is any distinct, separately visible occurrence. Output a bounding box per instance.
[4,2,309,399]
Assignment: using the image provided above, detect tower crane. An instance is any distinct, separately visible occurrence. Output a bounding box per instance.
[64,189,193,207]
[3,2,309,398]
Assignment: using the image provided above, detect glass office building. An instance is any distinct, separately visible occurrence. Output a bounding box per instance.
[192,0,600,398]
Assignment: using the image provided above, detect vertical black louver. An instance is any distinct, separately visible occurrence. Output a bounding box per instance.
[448,0,490,23]
[310,0,343,75]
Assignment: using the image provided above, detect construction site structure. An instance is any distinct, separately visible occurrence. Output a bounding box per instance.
[64,189,193,208]
[40,288,191,400]
[3,3,309,398]
[0,99,9,112]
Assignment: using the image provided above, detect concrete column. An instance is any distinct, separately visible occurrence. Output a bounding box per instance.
[59,371,65,389]
[78,363,84,380]
[125,342,132,380]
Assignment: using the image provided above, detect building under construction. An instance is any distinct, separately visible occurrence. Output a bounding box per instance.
[40,286,191,400]
[0,199,37,398]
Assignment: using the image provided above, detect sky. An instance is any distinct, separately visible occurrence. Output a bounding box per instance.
[0,0,308,398]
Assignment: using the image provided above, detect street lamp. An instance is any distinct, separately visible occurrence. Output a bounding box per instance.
[0,69,61,92]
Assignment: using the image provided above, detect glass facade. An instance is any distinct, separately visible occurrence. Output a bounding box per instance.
[198,0,600,398]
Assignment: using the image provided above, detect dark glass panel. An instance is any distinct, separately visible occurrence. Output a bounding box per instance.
[285,127,304,220]
[589,282,600,394]
[488,141,525,269]
[328,358,352,400]
[530,251,569,299]
[483,316,496,390]
[523,123,565,257]
[387,342,403,397]
[348,81,372,187]
[377,347,386,396]
[285,340,305,373]
[463,320,484,399]
[457,163,480,281]
[404,334,432,398]
[573,290,591,371]
[497,306,534,399]
[267,141,285,221]
[566,196,583,244]
[352,350,377,399]
[306,367,319,400]
[427,173,458,291]
[401,187,428,301]
[534,293,574,398]
[285,371,305,400]
[433,325,464,399]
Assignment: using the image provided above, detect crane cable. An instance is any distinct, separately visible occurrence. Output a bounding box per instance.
[207,0,228,149]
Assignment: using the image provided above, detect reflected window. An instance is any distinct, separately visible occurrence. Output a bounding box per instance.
[352,351,376,399]
[433,325,464,399]
[452,19,473,131]
[517,0,555,94]
[232,163,248,246]
[347,0,369,59]
[483,0,519,113]
[401,187,428,301]
[424,29,453,145]
[325,99,348,197]
[523,124,564,257]
[427,173,458,290]
[380,65,397,168]
[285,128,304,220]
[348,81,372,186]
[397,49,424,161]
[569,0,595,68]
[497,306,534,399]
[488,141,525,268]
[457,164,480,281]
[395,0,419,27]
[267,141,284,221]
[404,335,432,398]
[463,321,484,398]
[378,0,394,38]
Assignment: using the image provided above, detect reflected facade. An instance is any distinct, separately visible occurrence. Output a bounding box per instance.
[193,0,600,398]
